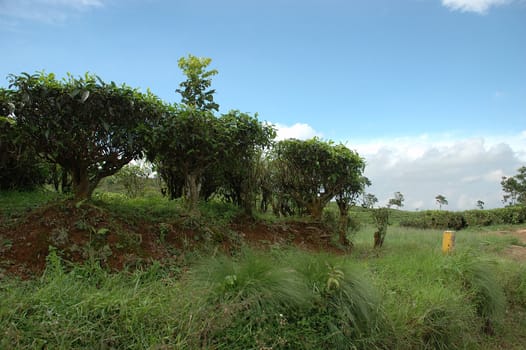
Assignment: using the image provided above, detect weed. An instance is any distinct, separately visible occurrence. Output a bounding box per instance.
[50,227,69,246]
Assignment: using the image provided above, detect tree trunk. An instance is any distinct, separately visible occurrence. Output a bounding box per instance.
[185,173,201,214]
[61,167,71,193]
[307,200,323,220]
[336,200,350,246]
[338,213,350,246]
[72,166,90,200]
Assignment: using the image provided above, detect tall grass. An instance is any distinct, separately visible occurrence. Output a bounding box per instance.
[1,192,525,349]
[186,249,384,349]
[0,251,187,349]
[443,252,506,325]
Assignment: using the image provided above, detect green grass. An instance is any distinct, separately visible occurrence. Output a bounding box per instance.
[0,189,65,229]
[1,192,525,349]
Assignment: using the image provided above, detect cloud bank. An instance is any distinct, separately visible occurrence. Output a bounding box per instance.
[276,123,526,211]
[441,0,512,14]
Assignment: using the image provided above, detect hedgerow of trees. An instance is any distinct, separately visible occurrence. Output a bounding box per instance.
[1,56,368,240]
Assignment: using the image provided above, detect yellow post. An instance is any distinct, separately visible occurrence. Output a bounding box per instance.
[442,230,455,254]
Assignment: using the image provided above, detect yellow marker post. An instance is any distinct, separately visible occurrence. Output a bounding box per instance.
[442,230,455,254]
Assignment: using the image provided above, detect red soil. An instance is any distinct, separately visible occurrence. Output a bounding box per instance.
[0,201,341,279]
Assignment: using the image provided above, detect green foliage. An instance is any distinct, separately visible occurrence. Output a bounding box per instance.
[272,137,365,220]
[6,71,166,200]
[0,90,49,190]
[113,163,151,198]
[501,166,526,205]
[372,207,389,248]
[150,106,222,211]
[401,206,526,229]
[387,191,404,209]
[435,194,448,210]
[176,54,219,112]
[361,192,378,208]
[400,210,467,230]
[213,111,276,215]
[153,55,275,216]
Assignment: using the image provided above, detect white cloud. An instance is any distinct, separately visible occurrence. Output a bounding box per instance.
[441,0,512,14]
[274,122,322,141]
[351,131,526,210]
[0,0,104,24]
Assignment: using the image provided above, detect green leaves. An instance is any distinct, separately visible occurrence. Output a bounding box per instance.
[501,166,526,205]
[272,138,365,218]
[6,71,166,199]
[176,54,219,112]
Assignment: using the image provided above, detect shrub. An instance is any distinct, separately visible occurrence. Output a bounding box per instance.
[464,206,526,227]
[400,210,466,230]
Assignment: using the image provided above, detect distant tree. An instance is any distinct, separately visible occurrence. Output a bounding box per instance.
[388,191,405,209]
[476,200,485,210]
[361,193,378,208]
[272,137,365,222]
[501,166,526,206]
[114,163,151,198]
[435,194,448,210]
[6,72,165,199]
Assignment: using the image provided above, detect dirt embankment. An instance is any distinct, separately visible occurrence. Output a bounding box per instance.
[0,202,339,279]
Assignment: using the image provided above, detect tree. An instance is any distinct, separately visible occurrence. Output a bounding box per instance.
[388,191,404,209]
[113,163,151,198]
[272,138,365,221]
[361,193,378,208]
[214,110,275,215]
[7,72,166,200]
[335,176,369,245]
[150,106,222,213]
[501,166,526,206]
[372,207,389,248]
[435,194,448,210]
[176,54,219,112]
[476,200,485,210]
[150,55,223,213]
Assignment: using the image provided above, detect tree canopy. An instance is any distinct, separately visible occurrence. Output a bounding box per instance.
[176,54,219,112]
[435,194,448,210]
[272,138,365,220]
[388,191,404,209]
[501,166,526,206]
[7,72,166,199]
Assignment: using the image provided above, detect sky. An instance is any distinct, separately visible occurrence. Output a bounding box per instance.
[1,0,525,210]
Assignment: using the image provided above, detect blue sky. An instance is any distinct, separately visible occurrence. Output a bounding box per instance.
[1,0,525,210]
